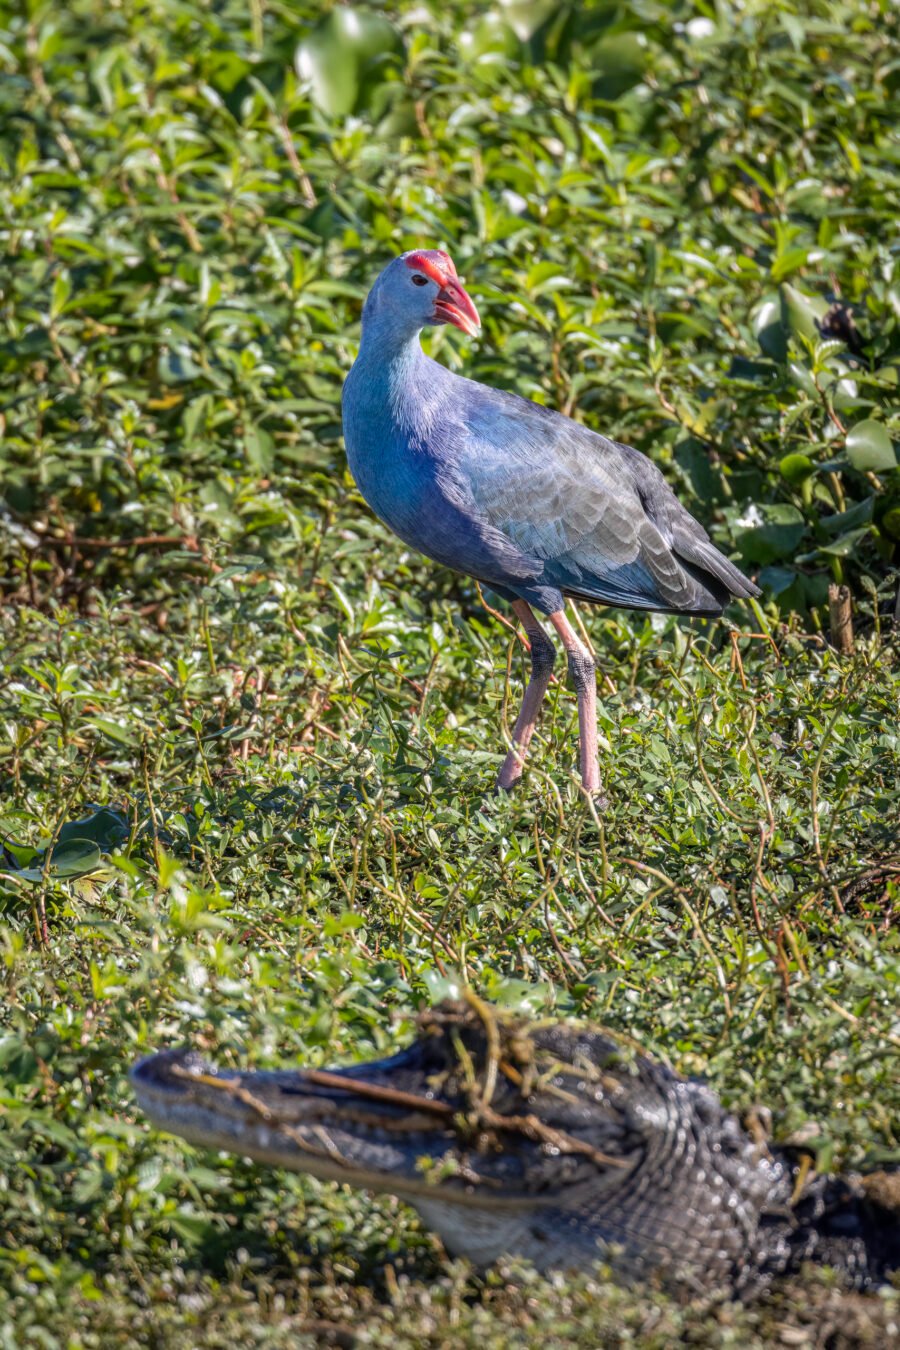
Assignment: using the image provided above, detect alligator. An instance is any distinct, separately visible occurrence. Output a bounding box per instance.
[131,997,899,1299]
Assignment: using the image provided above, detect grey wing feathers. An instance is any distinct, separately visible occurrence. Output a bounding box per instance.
[459,385,759,616]
[617,441,761,610]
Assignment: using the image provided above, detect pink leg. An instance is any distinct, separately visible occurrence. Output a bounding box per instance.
[548,610,601,795]
[497,600,557,792]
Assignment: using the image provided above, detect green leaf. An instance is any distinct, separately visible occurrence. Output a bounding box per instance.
[47,838,103,878]
[781,284,828,345]
[817,526,871,558]
[726,357,774,383]
[787,361,817,399]
[0,836,103,883]
[296,30,358,118]
[461,14,519,61]
[736,504,807,565]
[244,425,275,473]
[295,8,403,119]
[0,840,40,870]
[166,1211,221,1246]
[158,349,203,385]
[845,420,897,473]
[56,808,129,851]
[85,716,140,746]
[752,297,787,362]
[779,453,814,484]
[821,497,874,536]
[590,35,648,102]
[499,0,556,41]
[50,271,72,320]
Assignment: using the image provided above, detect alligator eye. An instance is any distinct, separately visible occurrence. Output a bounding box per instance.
[411,274,429,286]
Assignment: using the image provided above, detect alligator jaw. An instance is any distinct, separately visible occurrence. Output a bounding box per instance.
[137,1003,897,1290]
[130,1045,538,1210]
[130,1006,663,1273]
[130,1007,675,1275]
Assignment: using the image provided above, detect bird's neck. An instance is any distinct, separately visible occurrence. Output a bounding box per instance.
[351,314,442,438]
[356,309,427,373]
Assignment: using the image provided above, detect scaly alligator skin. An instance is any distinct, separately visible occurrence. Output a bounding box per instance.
[131,1000,899,1298]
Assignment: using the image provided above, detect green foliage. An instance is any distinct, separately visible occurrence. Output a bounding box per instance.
[1,593,899,1343]
[2,0,900,619]
[1,1,899,1345]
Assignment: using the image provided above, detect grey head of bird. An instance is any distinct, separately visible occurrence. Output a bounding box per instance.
[362,249,481,341]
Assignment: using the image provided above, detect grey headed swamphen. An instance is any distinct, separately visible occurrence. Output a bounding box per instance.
[342,250,760,794]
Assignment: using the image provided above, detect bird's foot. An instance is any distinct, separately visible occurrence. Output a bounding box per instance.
[578,764,607,809]
[496,749,526,793]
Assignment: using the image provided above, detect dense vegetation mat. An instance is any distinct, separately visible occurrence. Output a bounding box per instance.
[1,0,899,1345]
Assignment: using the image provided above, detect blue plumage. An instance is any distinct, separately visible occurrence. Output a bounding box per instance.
[342,250,760,793]
[343,254,759,618]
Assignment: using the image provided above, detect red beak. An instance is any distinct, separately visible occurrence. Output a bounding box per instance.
[434,278,480,338]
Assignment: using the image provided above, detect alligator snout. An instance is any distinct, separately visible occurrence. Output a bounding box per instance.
[130,1000,900,1296]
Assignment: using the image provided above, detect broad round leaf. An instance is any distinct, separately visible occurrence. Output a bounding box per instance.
[846,420,897,473]
[296,22,361,118]
[47,838,104,878]
[57,807,129,851]
[0,837,103,884]
[787,361,817,398]
[0,840,40,870]
[832,374,860,413]
[591,36,648,101]
[460,15,519,61]
[296,9,404,119]
[500,0,557,41]
[779,453,814,484]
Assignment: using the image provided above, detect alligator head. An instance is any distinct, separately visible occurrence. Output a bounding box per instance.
[131,998,899,1296]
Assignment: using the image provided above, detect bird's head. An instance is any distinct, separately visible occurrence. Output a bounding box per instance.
[363,250,481,340]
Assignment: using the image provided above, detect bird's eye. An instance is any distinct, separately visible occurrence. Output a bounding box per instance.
[411,274,429,287]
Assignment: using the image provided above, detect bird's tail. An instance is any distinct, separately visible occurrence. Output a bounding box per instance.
[673,521,760,605]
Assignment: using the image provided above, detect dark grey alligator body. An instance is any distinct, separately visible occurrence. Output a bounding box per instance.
[131,1000,899,1298]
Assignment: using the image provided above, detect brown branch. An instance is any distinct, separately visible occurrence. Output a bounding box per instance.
[299,1069,455,1117]
[148,151,202,253]
[828,584,854,654]
[26,24,81,171]
[274,114,317,208]
[40,533,197,552]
